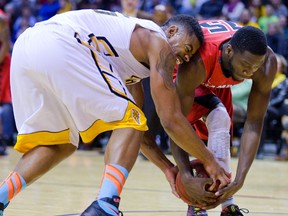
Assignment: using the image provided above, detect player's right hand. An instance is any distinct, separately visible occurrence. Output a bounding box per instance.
[203,159,231,191]
[181,174,217,207]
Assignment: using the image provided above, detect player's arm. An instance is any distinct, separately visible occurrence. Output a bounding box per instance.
[146,31,230,186]
[170,56,219,205]
[141,131,180,197]
[213,49,277,207]
[126,81,144,108]
[235,48,277,185]
[170,53,206,176]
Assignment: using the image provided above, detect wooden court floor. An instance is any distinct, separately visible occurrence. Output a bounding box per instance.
[0,146,288,216]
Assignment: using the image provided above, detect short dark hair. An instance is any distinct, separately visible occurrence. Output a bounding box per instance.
[162,14,204,45]
[230,26,267,55]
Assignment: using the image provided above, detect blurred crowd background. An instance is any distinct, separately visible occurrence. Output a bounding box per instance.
[0,0,288,161]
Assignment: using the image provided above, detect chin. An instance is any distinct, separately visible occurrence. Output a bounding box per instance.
[231,74,242,81]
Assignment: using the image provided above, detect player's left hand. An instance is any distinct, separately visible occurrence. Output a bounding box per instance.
[163,165,179,198]
[202,180,242,209]
[203,156,231,190]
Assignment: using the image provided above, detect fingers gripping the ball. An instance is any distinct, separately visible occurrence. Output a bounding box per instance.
[175,159,219,205]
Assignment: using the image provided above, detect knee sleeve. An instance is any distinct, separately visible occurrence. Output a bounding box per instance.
[206,106,231,172]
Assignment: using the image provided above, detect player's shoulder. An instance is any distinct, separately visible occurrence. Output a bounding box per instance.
[134,25,167,40]
[252,47,277,90]
[262,47,277,73]
[266,47,277,61]
[133,26,169,50]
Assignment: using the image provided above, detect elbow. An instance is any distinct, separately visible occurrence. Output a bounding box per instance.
[159,111,183,132]
[160,118,173,131]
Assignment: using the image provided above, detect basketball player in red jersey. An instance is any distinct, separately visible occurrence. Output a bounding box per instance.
[141,20,277,216]
[174,21,276,215]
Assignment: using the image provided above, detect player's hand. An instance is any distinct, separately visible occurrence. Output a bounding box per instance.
[203,159,231,190]
[163,165,179,198]
[203,180,242,210]
[181,174,217,207]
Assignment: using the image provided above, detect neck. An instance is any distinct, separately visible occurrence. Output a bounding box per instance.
[123,9,138,17]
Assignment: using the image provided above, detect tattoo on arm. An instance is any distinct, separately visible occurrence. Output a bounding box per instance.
[156,48,176,89]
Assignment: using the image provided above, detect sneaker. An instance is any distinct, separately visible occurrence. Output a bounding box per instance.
[0,201,10,216]
[0,203,3,216]
[221,204,249,216]
[187,206,208,216]
[81,196,123,216]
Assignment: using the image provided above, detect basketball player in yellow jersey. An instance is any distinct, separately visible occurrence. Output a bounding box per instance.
[0,9,229,215]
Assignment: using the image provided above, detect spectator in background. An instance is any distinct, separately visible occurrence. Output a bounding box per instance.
[121,0,153,19]
[14,16,29,40]
[0,10,16,155]
[269,0,288,17]
[258,4,279,33]
[126,0,172,24]
[12,5,36,42]
[238,8,261,28]
[248,0,266,22]
[37,0,60,21]
[152,4,172,25]
[121,0,140,16]
[76,0,106,10]
[197,0,224,20]
[222,0,245,21]
[141,0,167,13]
[280,113,288,160]
[266,21,286,54]
[178,0,208,16]
[57,0,75,14]
[3,2,16,36]
[279,14,288,36]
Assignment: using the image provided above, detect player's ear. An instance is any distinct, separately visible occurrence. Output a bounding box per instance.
[167,25,178,38]
[226,44,234,57]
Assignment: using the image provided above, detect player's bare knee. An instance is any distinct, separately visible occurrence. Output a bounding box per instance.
[57,143,77,156]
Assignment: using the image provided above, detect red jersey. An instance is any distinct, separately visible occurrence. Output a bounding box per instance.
[198,20,243,88]
[0,50,11,104]
[0,9,12,104]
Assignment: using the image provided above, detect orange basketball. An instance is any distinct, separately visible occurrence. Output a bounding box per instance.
[175,159,210,205]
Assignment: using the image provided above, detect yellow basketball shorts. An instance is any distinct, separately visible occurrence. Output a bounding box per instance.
[11,24,148,153]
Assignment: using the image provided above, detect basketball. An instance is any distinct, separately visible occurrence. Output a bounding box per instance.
[175,159,210,205]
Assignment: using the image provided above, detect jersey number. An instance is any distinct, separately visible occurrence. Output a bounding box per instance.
[200,21,241,34]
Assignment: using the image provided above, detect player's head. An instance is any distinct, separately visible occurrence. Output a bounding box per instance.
[121,0,139,15]
[225,26,267,81]
[161,14,204,64]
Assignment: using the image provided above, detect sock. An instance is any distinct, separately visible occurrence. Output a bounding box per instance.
[221,171,234,208]
[98,164,128,199]
[96,164,128,215]
[0,171,27,205]
[222,197,235,209]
